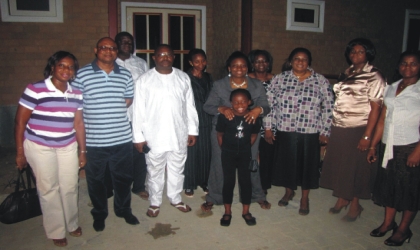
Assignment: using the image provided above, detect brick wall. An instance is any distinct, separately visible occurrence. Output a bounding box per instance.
[0,0,109,105]
[252,0,420,82]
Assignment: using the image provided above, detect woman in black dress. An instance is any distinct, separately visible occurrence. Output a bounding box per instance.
[248,49,275,196]
[367,50,420,246]
[183,48,213,197]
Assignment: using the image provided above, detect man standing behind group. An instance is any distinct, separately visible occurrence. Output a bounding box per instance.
[72,37,139,232]
[132,44,199,218]
[115,32,150,200]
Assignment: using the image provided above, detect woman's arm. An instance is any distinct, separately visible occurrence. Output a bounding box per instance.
[74,109,86,168]
[14,105,32,170]
[367,105,386,163]
[357,101,382,151]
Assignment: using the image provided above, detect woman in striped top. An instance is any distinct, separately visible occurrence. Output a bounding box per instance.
[15,51,86,247]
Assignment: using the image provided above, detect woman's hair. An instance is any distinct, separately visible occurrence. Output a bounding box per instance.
[225,51,251,72]
[188,48,207,62]
[344,38,376,64]
[43,51,79,79]
[229,88,252,103]
[283,47,312,71]
[248,49,273,73]
[392,50,420,82]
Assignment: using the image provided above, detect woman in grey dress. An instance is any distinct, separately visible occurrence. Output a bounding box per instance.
[201,51,271,212]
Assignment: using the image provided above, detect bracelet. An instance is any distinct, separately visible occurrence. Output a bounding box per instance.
[259,107,264,114]
[79,150,88,153]
[362,136,370,140]
[368,147,376,150]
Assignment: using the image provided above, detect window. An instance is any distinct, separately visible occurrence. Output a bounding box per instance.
[121,2,206,70]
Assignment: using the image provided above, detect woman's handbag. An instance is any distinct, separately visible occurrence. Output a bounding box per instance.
[248,159,259,172]
[0,167,42,224]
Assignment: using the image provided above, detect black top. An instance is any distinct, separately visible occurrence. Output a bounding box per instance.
[216,115,260,152]
[187,69,213,128]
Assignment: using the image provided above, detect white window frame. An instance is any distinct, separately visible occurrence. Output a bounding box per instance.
[0,0,63,23]
[286,0,325,33]
[402,9,420,52]
[121,2,206,52]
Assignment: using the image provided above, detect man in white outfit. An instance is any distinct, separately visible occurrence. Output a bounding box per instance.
[132,44,199,217]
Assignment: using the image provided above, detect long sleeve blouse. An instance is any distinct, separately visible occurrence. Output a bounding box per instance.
[264,69,334,137]
[203,76,270,124]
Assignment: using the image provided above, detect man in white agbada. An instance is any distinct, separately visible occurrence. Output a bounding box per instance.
[132,44,199,217]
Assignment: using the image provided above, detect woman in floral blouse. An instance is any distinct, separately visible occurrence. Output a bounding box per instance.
[264,47,334,215]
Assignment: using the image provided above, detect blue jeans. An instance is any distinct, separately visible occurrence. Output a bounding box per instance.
[85,142,133,220]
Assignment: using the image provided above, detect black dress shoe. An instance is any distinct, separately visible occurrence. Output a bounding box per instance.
[242,213,256,226]
[384,230,413,246]
[93,220,105,232]
[119,214,140,225]
[220,214,232,227]
[370,221,397,237]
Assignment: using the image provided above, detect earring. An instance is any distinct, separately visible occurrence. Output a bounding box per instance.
[246,73,248,77]
[228,71,231,77]
[70,75,75,81]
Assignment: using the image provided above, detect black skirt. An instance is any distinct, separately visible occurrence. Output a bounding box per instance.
[272,131,320,190]
[373,143,420,211]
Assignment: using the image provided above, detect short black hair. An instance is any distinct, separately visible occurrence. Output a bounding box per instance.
[248,49,273,73]
[287,47,312,66]
[226,51,250,72]
[43,51,79,79]
[154,44,173,55]
[115,32,134,53]
[344,38,376,64]
[392,50,420,81]
[230,88,252,103]
[188,48,207,61]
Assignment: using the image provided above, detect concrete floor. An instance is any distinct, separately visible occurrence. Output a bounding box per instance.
[1,176,420,250]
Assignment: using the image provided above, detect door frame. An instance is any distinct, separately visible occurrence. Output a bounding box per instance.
[402,9,420,52]
[120,2,207,52]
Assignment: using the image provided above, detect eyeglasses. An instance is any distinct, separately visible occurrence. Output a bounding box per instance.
[293,57,308,62]
[400,62,419,67]
[97,46,118,52]
[155,52,174,58]
[350,50,366,55]
[56,63,75,71]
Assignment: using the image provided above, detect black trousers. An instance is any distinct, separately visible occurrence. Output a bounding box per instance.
[86,142,133,220]
[131,145,147,193]
[221,150,252,205]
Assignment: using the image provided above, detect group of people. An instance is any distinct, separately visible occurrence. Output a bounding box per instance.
[14,32,420,248]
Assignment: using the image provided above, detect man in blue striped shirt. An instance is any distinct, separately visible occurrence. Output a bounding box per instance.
[72,37,139,232]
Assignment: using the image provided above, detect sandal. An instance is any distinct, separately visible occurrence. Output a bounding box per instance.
[220,214,232,227]
[146,206,160,217]
[171,202,192,213]
[257,200,271,210]
[69,227,82,237]
[242,213,256,226]
[200,201,214,212]
[53,238,68,247]
[278,191,295,207]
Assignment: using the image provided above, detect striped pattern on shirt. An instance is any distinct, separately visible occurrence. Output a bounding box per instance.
[19,78,83,148]
[71,60,134,147]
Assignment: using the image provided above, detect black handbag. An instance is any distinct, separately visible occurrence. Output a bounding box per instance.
[248,159,259,172]
[0,167,42,224]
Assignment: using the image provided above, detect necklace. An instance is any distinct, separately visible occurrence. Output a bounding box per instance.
[398,82,416,89]
[294,70,308,79]
[231,79,246,88]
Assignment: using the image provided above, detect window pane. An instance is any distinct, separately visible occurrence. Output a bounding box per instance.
[294,8,315,23]
[149,15,161,50]
[16,0,49,11]
[169,15,181,50]
[136,53,148,62]
[134,15,147,50]
[183,54,190,71]
[173,53,181,69]
[183,16,195,50]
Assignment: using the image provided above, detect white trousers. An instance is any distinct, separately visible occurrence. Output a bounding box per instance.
[146,150,187,206]
[24,140,79,239]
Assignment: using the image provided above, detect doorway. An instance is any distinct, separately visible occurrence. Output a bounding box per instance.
[403,9,420,51]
